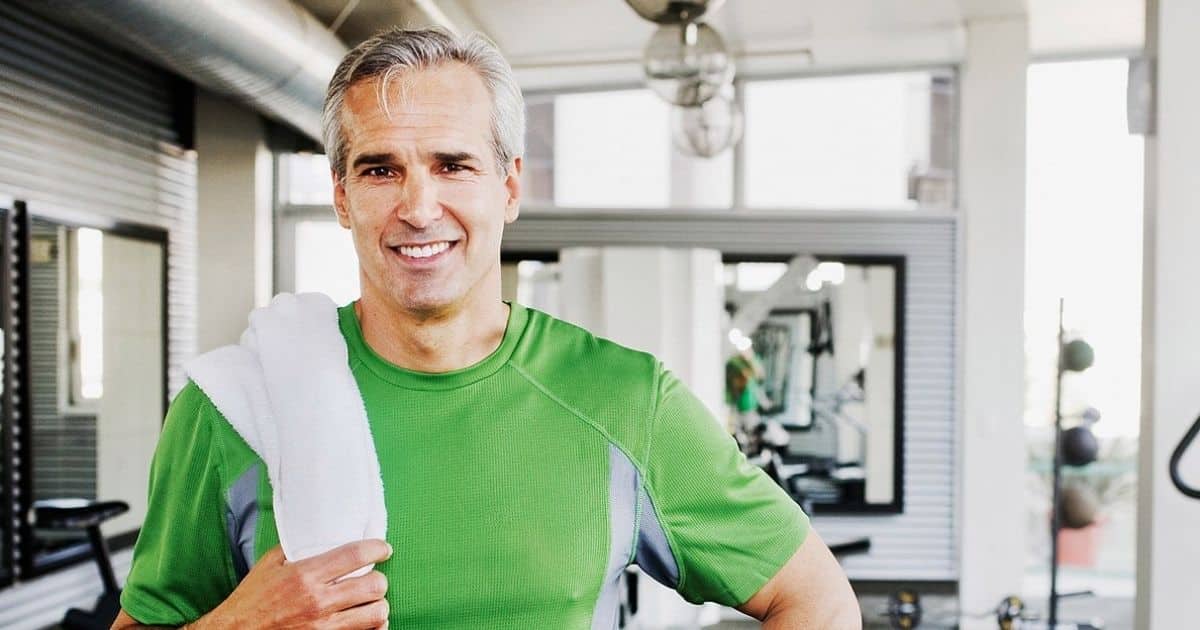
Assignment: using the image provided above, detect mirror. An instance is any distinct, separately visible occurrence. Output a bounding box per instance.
[724,257,902,513]
[23,216,166,571]
[498,251,903,514]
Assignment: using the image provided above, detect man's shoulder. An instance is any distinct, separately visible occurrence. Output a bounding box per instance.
[512,306,662,386]
[510,307,666,453]
[163,380,264,480]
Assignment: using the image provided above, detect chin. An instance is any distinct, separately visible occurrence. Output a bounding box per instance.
[392,289,461,317]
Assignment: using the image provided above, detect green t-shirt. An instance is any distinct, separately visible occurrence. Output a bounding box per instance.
[121,302,808,628]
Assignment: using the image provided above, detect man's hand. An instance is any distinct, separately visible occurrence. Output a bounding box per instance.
[111,539,393,630]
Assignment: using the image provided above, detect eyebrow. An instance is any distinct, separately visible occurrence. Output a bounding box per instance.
[432,151,481,165]
[350,150,483,171]
[350,152,397,171]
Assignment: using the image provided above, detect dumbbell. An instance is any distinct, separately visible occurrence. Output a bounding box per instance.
[886,589,922,629]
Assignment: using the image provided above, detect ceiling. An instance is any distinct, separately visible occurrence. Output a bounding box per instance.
[295,0,1144,89]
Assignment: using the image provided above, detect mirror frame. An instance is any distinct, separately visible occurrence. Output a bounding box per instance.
[0,201,12,588]
[13,202,170,579]
[724,253,906,515]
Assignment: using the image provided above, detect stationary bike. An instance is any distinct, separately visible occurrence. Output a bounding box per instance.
[31,498,129,630]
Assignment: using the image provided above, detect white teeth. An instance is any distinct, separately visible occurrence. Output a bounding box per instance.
[397,241,450,258]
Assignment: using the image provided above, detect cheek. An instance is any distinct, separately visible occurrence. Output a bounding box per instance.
[344,206,386,253]
[448,184,510,238]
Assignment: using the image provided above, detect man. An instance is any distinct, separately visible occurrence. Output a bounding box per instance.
[113,27,860,629]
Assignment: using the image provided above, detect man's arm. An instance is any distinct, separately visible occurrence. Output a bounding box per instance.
[736,529,862,629]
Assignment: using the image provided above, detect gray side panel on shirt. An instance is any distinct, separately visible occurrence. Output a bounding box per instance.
[591,444,639,630]
[636,483,679,590]
[225,462,261,581]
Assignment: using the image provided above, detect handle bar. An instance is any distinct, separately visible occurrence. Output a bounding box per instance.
[1169,414,1200,500]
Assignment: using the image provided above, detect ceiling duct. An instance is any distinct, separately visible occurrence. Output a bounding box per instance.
[22,0,349,143]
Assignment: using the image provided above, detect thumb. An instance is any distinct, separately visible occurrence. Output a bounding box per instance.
[262,544,288,565]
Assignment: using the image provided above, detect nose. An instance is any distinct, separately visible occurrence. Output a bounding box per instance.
[395,170,442,229]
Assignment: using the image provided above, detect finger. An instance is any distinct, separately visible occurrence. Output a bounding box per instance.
[299,539,393,582]
[327,597,390,630]
[325,570,389,611]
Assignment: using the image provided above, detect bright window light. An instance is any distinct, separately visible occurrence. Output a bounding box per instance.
[1025,59,1144,440]
[294,221,360,306]
[285,153,335,205]
[76,228,103,399]
[744,72,950,209]
[553,89,670,208]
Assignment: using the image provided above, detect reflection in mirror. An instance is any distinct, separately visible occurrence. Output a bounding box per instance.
[27,218,164,568]
[498,251,901,514]
[723,257,901,513]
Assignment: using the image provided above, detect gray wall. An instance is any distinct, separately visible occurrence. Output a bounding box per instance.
[195,90,273,352]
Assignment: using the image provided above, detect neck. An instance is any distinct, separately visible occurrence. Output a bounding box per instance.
[354,290,510,374]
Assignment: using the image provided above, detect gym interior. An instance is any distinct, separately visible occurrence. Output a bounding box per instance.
[0,1,1196,629]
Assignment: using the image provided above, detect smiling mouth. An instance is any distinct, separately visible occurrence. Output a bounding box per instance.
[388,240,457,262]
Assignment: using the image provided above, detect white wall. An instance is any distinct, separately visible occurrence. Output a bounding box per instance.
[97,234,164,537]
[1136,1,1200,627]
[195,90,273,352]
[957,15,1029,623]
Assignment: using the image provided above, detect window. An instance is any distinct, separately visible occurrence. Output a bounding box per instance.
[20,216,168,580]
[743,71,956,210]
[283,153,335,206]
[547,89,671,208]
[293,220,360,306]
[523,89,734,209]
[276,153,360,306]
[1023,58,1143,609]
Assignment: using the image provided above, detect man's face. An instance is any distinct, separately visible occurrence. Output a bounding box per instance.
[332,63,521,317]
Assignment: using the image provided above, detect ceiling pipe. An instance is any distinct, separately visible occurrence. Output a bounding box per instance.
[21,0,349,143]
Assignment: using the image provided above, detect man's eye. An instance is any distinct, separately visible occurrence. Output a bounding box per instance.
[362,166,396,179]
[440,163,472,174]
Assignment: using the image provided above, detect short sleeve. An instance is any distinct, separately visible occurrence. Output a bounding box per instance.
[120,381,239,625]
[642,369,809,606]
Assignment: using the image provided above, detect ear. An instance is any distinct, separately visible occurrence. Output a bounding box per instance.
[503,156,522,224]
[332,168,351,229]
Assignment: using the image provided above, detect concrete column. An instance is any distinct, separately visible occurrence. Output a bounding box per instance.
[957,16,1028,622]
[1136,1,1200,628]
[559,246,724,627]
[194,90,274,352]
[669,145,734,209]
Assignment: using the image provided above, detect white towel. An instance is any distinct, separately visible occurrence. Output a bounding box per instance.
[185,293,386,578]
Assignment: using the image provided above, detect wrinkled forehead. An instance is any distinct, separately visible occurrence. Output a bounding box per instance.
[340,62,493,143]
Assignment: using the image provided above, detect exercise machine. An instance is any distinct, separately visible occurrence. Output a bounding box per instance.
[31,498,129,630]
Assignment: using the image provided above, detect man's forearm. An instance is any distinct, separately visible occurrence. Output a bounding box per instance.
[111,608,225,630]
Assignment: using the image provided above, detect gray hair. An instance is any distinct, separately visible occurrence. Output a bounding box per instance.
[322,27,525,179]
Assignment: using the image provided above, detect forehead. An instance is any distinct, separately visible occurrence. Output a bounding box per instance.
[340,62,492,155]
